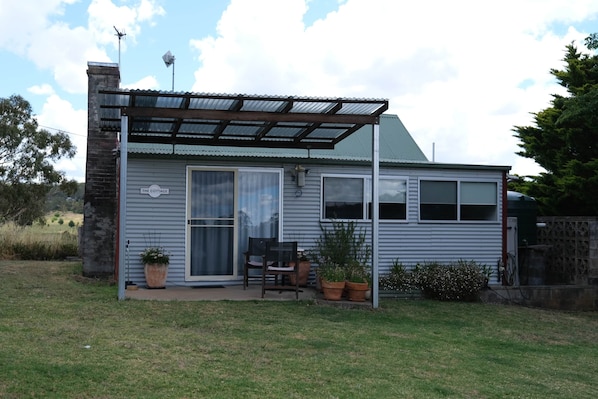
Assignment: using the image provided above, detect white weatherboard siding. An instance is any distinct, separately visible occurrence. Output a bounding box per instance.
[125,157,504,286]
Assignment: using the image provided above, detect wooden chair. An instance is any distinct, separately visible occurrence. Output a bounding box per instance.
[243,237,276,289]
[261,241,299,299]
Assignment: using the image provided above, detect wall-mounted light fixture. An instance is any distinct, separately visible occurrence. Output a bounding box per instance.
[291,164,309,187]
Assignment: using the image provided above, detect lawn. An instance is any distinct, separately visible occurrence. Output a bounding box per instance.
[1,261,597,398]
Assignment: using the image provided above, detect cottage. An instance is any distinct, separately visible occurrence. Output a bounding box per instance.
[83,62,510,305]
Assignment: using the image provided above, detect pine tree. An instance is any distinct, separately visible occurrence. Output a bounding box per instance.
[513,39,598,215]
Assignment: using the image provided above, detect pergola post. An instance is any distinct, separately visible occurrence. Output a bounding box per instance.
[372,122,380,309]
[117,115,128,300]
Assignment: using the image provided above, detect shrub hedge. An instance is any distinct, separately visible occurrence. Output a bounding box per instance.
[381,259,490,301]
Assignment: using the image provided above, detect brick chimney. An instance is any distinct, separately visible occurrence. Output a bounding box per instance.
[82,62,120,277]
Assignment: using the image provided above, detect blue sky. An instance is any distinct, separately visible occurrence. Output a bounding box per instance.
[1,0,597,182]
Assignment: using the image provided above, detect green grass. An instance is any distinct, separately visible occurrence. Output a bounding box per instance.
[1,261,597,398]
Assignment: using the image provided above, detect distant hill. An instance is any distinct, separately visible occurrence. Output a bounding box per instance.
[45,182,84,214]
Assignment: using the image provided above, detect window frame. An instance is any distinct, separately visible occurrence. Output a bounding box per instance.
[321,174,409,222]
[418,178,500,223]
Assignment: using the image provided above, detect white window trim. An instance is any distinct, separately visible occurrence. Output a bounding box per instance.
[417,178,500,223]
[320,173,409,222]
[185,166,283,281]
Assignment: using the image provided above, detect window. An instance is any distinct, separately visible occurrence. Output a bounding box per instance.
[323,177,363,219]
[460,182,497,221]
[367,178,407,220]
[420,180,457,220]
[322,176,407,220]
[419,180,498,222]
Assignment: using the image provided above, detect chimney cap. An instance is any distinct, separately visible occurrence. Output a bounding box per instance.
[87,61,119,68]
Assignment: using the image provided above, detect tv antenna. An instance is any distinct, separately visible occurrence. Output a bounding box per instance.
[162,50,175,91]
[114,26,126,69]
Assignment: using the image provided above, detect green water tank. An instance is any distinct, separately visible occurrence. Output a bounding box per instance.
[507,191,537,246]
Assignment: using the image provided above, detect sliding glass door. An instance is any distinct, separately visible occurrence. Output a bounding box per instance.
[186,167,281,281]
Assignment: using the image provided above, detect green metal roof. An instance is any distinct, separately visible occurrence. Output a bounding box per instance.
[128,114,428,163]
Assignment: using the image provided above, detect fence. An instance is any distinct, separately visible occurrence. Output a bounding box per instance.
[536,217,598,285]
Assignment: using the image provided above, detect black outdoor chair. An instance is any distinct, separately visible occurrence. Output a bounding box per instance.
[261,241,299,299]
[243,237,276,289]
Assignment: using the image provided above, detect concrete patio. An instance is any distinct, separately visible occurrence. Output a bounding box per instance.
[125,283,318,301]
[124,282,375,308]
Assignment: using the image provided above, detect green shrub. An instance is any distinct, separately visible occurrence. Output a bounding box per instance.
[12,242,51,260]
[55,242,79,259]
[380,259,416,291]
[10,241,78,260]
[346,261,369,283]
[317,263,347,282]
[413,260,488,301]
[310,220,371,275]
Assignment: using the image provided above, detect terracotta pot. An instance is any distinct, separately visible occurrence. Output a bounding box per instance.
[144,263,168,288]
[321,279,345,301]
[345,280,369,302]
[289,261,311,286]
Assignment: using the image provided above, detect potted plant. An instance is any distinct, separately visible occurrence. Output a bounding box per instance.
[317,263,346,300]
[140,246,170,289]
[289,249,311,287]
[345,262,369,302]
[311,220,372,299]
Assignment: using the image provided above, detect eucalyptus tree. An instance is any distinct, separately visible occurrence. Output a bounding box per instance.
[0,94,76,225]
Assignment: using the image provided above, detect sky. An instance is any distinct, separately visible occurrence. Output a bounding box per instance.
[1,0,597,182]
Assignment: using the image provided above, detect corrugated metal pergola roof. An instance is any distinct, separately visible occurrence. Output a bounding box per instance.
[99,89,389,149]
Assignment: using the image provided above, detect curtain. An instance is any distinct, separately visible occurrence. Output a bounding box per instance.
[237,171,280,273]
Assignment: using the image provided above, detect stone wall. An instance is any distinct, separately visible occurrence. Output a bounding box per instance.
[481,285,598,311]
[82,62,120,277]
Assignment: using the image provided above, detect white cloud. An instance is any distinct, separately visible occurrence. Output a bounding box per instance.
[511,157,546,178]
[0,0,164,94]
[0,0,77,52]
[36,94,88,182]
[27,84,55,96]
[189,0,598,175]
[123,75,159,90]
[87,0,165,49]
[137,0,165,23]
[0,0,166,180]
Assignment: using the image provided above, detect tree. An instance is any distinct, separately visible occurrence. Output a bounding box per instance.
[45,182,84,213]
[513,38,598,216]
[585,33,598,50]
[0,94,76,225]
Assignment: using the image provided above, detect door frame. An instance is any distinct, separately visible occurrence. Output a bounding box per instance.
[185,166,283,282]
